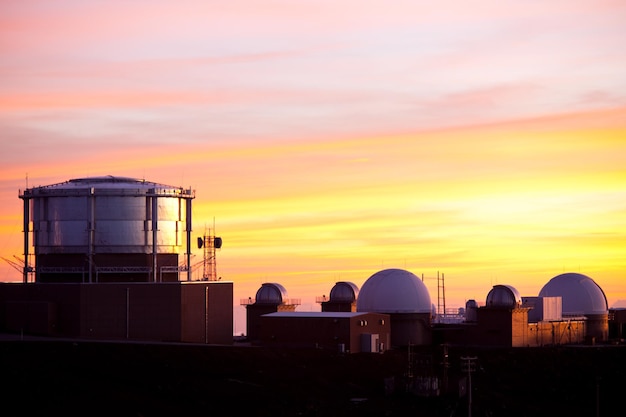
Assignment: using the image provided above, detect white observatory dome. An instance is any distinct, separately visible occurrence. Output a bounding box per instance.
[329,281,359,303]
[356,269,432,314]
[538,273,608,315]
[486,285,522,308]
[255,283,288,304]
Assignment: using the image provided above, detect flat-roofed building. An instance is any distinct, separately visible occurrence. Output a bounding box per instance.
[260,311,390,353]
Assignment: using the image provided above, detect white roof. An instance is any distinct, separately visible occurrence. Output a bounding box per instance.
[538,272,608,315]
[264,312,372,318]
[34,176,181,190]
[356,268,432,314]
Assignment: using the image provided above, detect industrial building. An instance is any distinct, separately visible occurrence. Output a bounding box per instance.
[0,176,618,350]
[356,269,433,347]
[242,269,614,350]
[0,176,233,344]
[318,281,359,312]
[243,282,389,353]
[538,272,609,342]
[260,312,390,353]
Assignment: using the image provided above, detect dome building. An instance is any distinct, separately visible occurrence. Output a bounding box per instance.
[470,284,531,347]
[1,175,234,344]
[318,281,359,312]
[356,268,432,347]
[242,283,300,343]
[538,272,609,342]
[486,285,522,309]
[254,282,289,304]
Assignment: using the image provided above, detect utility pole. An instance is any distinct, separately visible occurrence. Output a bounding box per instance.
[441,343,449,394]
[596,376,601,417]
[461,356,477,417]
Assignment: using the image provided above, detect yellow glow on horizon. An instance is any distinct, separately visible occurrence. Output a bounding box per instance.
[1,108,625,311]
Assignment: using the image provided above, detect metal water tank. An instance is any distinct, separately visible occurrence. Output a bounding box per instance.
[19,176,194,283]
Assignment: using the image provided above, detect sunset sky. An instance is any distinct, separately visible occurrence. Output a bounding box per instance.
[1,1,625,334]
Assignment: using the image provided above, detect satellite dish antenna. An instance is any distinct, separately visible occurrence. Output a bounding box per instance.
[214,237,222,249]
[197,237,204,249]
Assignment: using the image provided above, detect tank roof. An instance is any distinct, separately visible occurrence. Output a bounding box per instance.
[20,176,194,198]
[264,312,374,318]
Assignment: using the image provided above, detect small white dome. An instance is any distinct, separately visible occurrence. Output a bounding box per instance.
[329,281,359,302]
[255,283,288,304]
[486,285,522,308]
[356,268,432,314]
[538,273,608,315]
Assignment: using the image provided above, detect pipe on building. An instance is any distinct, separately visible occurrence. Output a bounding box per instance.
[151,192,158,282]
[186,197,192,282]
[22,195,29,283]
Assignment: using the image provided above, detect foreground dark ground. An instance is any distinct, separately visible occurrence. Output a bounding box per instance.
[1,337,624,417]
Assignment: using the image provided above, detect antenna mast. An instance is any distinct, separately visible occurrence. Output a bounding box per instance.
[197,219,222,281]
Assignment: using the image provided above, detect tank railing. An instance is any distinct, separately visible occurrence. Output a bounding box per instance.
[315,295,329,303]
[95,266,152,273]
[19,187,194,198]
[147,188,194,197]
[37,267,86,273]
[283,298,301,306]
[161,265,189,272]
[159,265,189,282]
[94,266,152,283]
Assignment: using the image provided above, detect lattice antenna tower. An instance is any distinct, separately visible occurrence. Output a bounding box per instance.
[197,221,222,281]
[437,271,446,318]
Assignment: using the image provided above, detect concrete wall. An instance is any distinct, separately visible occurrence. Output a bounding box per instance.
[181,281,233,344]
[472,307,529,347]
[527,320,586,346]
[0,282,233,344]
[387,312,432,347]
[259,313,390,353]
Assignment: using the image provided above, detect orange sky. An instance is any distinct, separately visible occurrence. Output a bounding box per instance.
[1,1,626,333]
[2,108,626,334]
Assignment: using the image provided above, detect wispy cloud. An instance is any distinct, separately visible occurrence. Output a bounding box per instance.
[1,1,625,313]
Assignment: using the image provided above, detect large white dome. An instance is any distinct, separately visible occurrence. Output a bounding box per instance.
[538,273,608,315]
[356,268,432,314]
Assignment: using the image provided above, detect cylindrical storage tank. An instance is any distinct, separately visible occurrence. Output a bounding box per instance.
[19,176,195,283]
[465,299,478,322]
